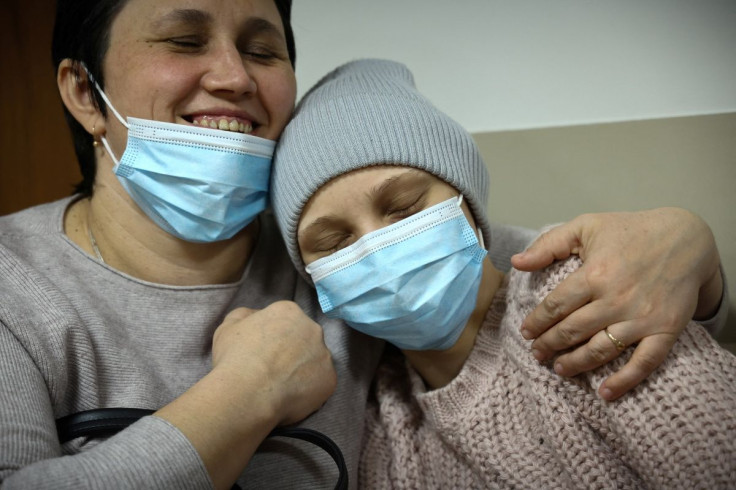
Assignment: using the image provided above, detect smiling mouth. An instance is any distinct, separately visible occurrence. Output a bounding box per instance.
[187,115,254,134]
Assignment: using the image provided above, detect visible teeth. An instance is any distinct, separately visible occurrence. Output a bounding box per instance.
[191,117,253,134]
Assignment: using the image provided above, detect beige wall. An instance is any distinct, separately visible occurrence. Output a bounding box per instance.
[474,112,736,349]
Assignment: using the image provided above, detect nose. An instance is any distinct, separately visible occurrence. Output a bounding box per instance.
[355,217,392,241]
[201,43,257,96]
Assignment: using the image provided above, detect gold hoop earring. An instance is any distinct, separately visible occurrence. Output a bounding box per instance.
[92,124,99,147]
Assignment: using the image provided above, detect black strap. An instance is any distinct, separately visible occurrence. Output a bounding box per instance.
[268,427,349,490]
[56,408,348,490]
[56,408,155,442]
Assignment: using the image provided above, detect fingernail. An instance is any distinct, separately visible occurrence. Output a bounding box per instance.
[600,388,614,400]
[521,328,532,340]
[554,362,564,375]
[532,349,544,361]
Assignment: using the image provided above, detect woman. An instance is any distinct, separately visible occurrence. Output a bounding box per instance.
[271,58,735,488]
[2,1,346,488]
[0,0,727,488]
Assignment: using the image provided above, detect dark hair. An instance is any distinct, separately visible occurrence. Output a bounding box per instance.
[52,0,296,197]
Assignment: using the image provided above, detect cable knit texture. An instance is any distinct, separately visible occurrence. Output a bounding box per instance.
[360,257,736,489]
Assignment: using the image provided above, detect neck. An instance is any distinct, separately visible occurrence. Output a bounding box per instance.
[65,185,258,286]
[402,258,504,390]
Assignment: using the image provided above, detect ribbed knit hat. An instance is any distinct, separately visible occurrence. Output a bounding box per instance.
[271,58,491,276]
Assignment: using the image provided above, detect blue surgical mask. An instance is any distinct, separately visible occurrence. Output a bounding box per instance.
[305,196,487,351]
[88,70,274,243]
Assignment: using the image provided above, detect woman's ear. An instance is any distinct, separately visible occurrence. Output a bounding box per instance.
[57,59,104,139]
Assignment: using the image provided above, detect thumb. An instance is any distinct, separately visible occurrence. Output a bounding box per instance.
[511,221,583,271]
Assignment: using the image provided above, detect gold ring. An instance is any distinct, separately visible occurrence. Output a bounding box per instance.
[605,328,626,352]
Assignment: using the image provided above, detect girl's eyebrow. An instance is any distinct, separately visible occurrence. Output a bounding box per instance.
[301,215,338,236]
[299,215,345,247]
[368,175,402,199]
[367,170,432,200]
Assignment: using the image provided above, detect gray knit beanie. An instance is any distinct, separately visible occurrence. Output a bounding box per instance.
[271,58,491,276]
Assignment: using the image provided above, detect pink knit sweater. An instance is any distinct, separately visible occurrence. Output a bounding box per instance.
[359,258,736,489]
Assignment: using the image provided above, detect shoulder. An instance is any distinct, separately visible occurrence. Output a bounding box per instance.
[0,197,89,321]
[506,254,582,316]
[0,239,88,405]
[486,222,537,272]
[0,198,103,380]
[0,197,72,255]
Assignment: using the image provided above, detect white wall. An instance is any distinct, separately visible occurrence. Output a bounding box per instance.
[292,0,736,133]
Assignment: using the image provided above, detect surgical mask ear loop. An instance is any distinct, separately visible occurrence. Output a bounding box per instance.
[455,195,485,249]
[80,62,129,129]
[80,62,128,166]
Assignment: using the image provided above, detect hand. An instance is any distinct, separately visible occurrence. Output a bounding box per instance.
[157,301,337,489]
[212,301,337,425]
[511,208,723,401]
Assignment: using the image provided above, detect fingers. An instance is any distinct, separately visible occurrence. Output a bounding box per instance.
[521,270,593,344]
[511,221,584,272]
[212,301,337,425]
[221,306,256,323]
[546,321,676,401]
[551,322,634,377]
[529,304,616,363]
[597,335,675,401]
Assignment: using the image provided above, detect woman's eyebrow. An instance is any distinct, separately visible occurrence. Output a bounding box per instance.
[243,17,286,39]
[152,9,212,29]
[151,11,285,44]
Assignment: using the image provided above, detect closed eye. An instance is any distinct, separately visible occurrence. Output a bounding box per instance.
[389,198,424,221]
[165,36,206,50]
[311,232,354,256]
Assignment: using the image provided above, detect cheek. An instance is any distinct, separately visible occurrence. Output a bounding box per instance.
[259,68,297,139]
[106,55,201,119]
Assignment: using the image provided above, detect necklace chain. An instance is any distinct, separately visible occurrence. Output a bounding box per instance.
[88,226,105,264]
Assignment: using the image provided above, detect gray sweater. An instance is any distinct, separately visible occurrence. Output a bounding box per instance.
[0,198,389,489]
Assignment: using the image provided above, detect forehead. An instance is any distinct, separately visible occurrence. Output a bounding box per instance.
[301,166,454,217]
[112,0,283,33]
[318,166,433,195]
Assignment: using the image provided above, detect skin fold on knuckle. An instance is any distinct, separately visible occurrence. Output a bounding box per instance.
[552,322,581,349]
[631,347,668,376]
[585,339,611,366]
[540,293,566,325]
